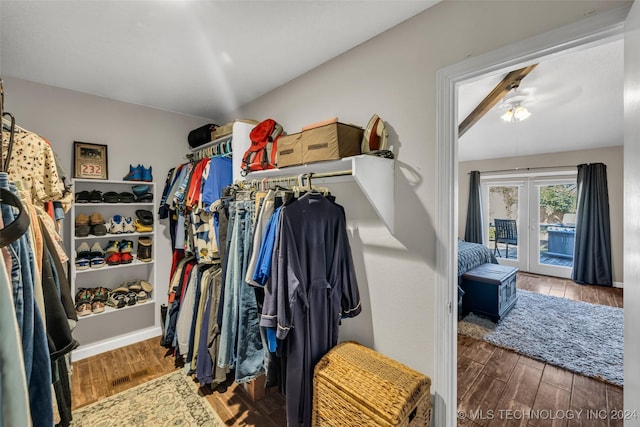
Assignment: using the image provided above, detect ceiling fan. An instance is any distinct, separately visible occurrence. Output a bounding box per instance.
[458,64,538,137]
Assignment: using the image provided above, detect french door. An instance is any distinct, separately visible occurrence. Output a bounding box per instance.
[481,174,577,277]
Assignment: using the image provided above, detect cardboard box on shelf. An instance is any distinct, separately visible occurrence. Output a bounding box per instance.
[302,122,363,164]
[277,132,304,168]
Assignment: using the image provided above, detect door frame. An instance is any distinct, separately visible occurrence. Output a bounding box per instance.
[434,6,629,426]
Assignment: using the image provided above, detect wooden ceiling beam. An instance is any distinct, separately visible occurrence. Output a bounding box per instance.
[458,64,538,138]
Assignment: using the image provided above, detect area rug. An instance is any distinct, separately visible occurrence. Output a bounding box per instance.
[71,370,225,426]
[458,289,623,386]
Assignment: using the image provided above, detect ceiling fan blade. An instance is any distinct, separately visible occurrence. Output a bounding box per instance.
[458,64,538,138]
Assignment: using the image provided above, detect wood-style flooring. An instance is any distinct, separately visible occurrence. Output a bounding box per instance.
[70,338,287,426]
[458,272,624,427]
[70,273,624,427]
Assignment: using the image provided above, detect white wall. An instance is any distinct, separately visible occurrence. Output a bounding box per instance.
[3,76,212,335]
[219,0,629,386]
[458,146,624,283]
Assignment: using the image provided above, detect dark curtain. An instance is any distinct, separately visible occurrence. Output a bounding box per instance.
[464,170,483,244]
[572,163,612,286]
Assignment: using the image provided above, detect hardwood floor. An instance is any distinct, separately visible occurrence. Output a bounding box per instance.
[457,273,624,427]
[70,338,287,426]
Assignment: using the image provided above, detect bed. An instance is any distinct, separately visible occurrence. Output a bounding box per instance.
[457,239,498,315]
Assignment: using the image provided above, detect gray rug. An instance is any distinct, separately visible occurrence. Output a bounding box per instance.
[458,289,623,386]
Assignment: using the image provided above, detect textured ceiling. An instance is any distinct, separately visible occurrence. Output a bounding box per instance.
[1,0,438,119]
[458,39,623,162]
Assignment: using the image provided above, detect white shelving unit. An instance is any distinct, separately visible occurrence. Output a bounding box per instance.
[243,155,395,233]
[70,178,159,361]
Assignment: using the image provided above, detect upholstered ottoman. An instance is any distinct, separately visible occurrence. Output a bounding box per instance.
[461,263,518,321]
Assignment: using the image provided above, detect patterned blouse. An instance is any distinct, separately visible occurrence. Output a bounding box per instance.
[2,128,64,205]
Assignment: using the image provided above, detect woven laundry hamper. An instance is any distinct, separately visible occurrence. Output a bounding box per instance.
[312,341,431,426]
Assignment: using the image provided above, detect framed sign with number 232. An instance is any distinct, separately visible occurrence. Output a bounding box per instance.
[73,141,108,180]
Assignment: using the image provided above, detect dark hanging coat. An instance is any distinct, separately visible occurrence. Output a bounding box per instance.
[260,191,361,427]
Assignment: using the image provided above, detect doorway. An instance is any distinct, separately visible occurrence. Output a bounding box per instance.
[434,6,630,426]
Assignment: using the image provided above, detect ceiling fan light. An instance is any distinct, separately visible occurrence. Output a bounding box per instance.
[513,105,531,121]
[501,109,514,122]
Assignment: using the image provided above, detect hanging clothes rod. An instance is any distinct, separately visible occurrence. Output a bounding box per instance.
[186,136,233,161]
[238,169,354,189]
[471,165,577,174]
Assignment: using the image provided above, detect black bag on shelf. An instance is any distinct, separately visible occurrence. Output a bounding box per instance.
[188,123,219,148]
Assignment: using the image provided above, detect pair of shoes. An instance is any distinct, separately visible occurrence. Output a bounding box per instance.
[108,215,135,234]
[75,242,105,269]
[137,237,153,262]
[123,164,153,182]
[104,240,134,265]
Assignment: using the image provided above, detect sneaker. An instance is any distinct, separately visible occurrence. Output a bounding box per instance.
[104,241,120,254]
[141,165,153,182]
[119,240,134,254]
[105,252,121,266]
[109,215,124,234]
[76,242,91,258]
[123,164,143,181]
[137,237,152,262]
[132,184,150,196]
[122,217,135,233]
[75,257,90,270]
[120,252,134,264]
[89,242,105,268]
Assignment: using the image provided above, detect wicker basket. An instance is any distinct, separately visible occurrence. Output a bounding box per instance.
[312,341,431,426]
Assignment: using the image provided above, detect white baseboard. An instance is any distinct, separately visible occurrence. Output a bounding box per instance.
[613,281,624,289]
[71,326,162,362]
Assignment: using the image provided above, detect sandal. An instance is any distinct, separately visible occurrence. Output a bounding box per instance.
[102,191,120,203]
[106,292,127,309]
[136,290,148,304]
[91,300,105,314]
[135,210,154,225]
[119,192,135,203]
[76,302,92,317]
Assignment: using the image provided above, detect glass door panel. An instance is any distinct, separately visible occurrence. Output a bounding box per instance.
[530,180,576,277]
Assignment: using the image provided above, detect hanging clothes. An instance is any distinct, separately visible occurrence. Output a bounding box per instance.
[260,190,361,427]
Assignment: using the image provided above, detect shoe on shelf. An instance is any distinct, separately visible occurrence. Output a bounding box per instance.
[137,237,152,262]
[106,252,122,266]
[89,242,105,268]
[75,257,90,270]
[90,223,108,236]
[75,213,89,226]
[136,192,153,203]
[132,184,149,196]
[139,280,153,293]
[106,291,127,309]
[88,190,103,203]
[141,166,153,182]
[123,164,143,181]
[91,287,108,314]
[75,225,90,237]
[133,219,153,233]
[76,242,91,257]
[75,191,90,203]
[75,288,93,305]
[135,209,154,226]
[120,252,134,264]
[76,302,92,317]
[90,212,105,225]
[102,191,120,203]
[104,241,120,254]
[113,282,131,294]
[125,291,138,306]
[119,240,134,254]
[136,290,148,304]
[122,217,136,233]
[119,192,135,203]
[108,215,124,234]
[127,280,142,291]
